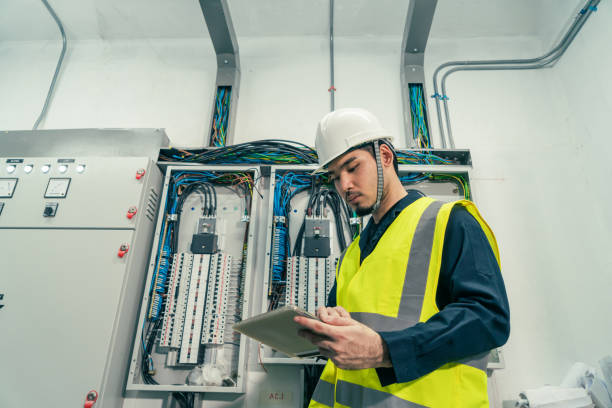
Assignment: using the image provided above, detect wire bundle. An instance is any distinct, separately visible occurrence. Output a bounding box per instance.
[399,173,430,184]
[141,317,194,406]
[396,150,451,165]
[141,318,162,385]
[160,140,318,164]
[409,84,431,148]
[210,86,232,147]
[161,139,461,167]
[172,392,195,408]
[293,185,356,256]
[271,172,312,283]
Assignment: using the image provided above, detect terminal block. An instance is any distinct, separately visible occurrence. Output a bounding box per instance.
[285,256,338,315]
[285,256,308,309]
[201,253,232,344]
[178,254,211,364]
[158,252,233,365]
[160,253,191,349]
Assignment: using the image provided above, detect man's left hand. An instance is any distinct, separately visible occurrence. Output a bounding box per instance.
[294,306,392,370]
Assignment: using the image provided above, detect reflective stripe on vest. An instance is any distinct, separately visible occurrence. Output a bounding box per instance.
[309,198,499,408]
[311,379,334,407]
[336,381,428,408]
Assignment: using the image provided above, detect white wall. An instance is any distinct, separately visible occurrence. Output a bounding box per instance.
[0,35,406,147]
[1,2,611,405]
[0,39,217,147]
[425,4,612,401]
[234,36,406,147]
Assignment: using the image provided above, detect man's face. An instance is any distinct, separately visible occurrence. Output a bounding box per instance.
[327,148,378,216]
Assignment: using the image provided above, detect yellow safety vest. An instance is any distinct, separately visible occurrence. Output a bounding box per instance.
[309,197,501,408]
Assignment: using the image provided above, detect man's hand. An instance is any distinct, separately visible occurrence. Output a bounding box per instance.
[294,306,392,370]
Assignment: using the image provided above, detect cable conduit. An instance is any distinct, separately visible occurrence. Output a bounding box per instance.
[432,0,600,148]
[33,0,67,130]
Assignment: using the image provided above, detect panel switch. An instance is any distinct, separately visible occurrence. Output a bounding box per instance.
[304,217,331,257]
[127,206,137,219]
[43,202,58,217]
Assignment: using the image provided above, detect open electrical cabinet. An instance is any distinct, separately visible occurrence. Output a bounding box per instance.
[127,165,261,393]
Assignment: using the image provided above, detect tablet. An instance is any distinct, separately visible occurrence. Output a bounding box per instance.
[233,305,321,358]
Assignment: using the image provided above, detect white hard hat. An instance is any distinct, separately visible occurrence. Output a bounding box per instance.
[313,108,394,174]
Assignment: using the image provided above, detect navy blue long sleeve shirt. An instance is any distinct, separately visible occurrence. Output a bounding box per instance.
[327,191,510,385]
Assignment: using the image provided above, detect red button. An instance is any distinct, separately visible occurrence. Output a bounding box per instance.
[84,390,98,408]
[127,207,137,219]
[118,244,129,258]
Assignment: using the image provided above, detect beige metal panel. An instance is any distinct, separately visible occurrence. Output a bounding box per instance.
[0,157,155,229]
[0,228,134,407]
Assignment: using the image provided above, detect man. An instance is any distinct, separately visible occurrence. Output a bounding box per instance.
[294,108,510,407]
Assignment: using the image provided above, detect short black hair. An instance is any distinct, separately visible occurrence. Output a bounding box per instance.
[358,140,399,175]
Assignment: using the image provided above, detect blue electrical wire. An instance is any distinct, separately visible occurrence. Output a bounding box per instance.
[147,170,229,320]
[409,84,431,148]
[400,173,429,183]
[271,172,312,282]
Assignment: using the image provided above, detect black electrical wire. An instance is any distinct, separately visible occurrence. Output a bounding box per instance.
[141,319,162,385]
[172,392,194,408]
[209,183,218,215]
[171,181,217,250]
[198,185,210,216]
[293,183,320,256]
[292,183,354,255]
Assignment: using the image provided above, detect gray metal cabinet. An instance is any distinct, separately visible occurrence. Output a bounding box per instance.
[0,156,162,407]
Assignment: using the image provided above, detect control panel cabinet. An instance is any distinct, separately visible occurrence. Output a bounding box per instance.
[0,157,162,408]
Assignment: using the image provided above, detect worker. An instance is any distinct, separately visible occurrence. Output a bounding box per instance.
[294,108,510,407]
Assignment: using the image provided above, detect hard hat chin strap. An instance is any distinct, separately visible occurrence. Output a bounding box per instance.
[371,142,384,213]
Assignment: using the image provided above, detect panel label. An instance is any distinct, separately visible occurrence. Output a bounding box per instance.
[259,391,293,405]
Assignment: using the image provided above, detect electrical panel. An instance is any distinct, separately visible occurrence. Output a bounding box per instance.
[127,166,261,393]
[0,156,162,408]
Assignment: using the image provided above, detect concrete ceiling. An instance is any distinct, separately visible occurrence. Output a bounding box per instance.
[0,0,580,42]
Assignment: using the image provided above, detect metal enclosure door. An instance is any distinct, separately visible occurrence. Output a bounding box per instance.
[0,228,133,407]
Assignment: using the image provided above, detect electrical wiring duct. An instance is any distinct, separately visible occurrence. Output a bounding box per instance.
[432,0,601,148]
